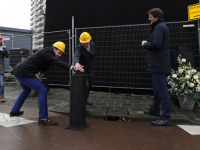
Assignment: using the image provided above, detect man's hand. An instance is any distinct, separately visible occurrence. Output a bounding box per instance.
[141,40,147,46]
[74,63,84,72]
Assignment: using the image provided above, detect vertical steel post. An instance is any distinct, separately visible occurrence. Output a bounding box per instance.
[198,21,200,66]
[199,1,200,66]
[72,16,75,66]
[69,29,72,83]
[75,28,77,48]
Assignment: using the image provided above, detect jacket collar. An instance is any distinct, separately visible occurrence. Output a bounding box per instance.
[151,18,164,27]
[78,42,92,55]
[150,18,164,32]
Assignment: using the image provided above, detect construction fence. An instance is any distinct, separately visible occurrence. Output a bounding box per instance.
[4,21,199,90]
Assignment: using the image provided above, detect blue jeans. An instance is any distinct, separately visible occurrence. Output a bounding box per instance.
[11,76,48,119]
[152,73,172,119]
[0,75,4,95]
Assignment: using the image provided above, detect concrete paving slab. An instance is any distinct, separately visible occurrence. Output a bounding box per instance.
[178,125,200,135]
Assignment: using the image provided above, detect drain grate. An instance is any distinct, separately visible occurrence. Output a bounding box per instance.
[105,109,129,117]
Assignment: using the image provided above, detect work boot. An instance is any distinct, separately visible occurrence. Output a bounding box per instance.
[86,101,93,105]
[10,111,24,117]
[144,107,161,116]
[86,110,90,114]
[0,94,5,102]
[151,116,172,126]
[38,118,58,126]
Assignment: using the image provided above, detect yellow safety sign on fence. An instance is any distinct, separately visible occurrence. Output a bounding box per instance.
[188,3,200,21]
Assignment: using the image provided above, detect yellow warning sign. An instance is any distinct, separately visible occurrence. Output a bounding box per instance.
[188,3,200,21]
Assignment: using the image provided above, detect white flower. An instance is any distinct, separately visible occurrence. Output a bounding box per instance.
[185,91,188,94]
[196,80,199,82]
[187,71,191,75]
[172,74,177,78]
[191,69,197,73]
[169,82,175,87]
[185,75,191,80]
[189,83,194,88]
[193,75,198,80]
[178,69,184,74]
[196,86,200,92]
[182,58,186,63]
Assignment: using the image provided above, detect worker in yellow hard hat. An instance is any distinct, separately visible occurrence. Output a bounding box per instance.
[10,41,84,126]
[0,34,9,102]
[73,32,95,114]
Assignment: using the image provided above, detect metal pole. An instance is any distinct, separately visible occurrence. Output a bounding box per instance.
[12,34,13,49]
[198,21,200,66]
[75,28,77,47]
[72,16,74,66]
[198,2,200,66]
[69,29,72,83]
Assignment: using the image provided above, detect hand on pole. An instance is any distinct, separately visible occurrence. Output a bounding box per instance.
[74,63,84,72]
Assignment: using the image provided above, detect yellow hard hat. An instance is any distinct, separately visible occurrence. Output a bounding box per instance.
[79,32,92,43]
[53,41,65,53]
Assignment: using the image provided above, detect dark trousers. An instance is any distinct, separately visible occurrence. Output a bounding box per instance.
[86,76,92,100]
[152,73,172,119]
[11,76,48,119]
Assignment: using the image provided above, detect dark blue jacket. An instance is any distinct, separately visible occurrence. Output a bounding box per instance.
[143,18,171,74]
[73,42,95,77]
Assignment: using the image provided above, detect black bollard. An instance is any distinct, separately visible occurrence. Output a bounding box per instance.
[65,72,89,131]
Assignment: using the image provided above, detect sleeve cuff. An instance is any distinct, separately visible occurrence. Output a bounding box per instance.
[70,66,74,70]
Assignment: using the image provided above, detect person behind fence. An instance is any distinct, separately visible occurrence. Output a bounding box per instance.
[141,8,172,126]
[0,34,9,102]
[73,32,95,114]
[10,41,84,126]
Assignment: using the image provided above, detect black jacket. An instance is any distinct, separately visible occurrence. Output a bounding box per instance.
[12,47,71,78]
[143,18,171,74]
[73,42,95,77]
[0,42,9,75]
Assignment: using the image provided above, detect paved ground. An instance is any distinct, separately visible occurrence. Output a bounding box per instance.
[2,85,200,125]
[1,85,200,150]
[0,106,200,150]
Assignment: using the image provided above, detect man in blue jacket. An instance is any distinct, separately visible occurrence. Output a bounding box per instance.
[73,32,95,114]
[0,34,9,102]
[142,8,172,126]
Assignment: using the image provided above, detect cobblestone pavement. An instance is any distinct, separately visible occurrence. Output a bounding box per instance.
[2,85,200,124]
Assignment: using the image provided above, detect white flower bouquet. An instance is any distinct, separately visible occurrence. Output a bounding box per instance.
[167,55,200,106]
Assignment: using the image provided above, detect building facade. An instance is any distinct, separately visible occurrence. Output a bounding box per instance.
[30,0,46,50]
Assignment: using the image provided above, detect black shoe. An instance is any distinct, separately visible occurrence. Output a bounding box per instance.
[144,107,160,116]
[10,111,24,117]
[86,110,90,114]
[151,117,172,126]
[86,101,93,105]
[38,118,58,126]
